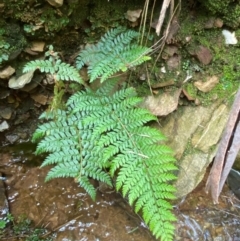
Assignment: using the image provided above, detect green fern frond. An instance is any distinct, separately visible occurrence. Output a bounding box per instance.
[34,81,177,240]
[23,59,83,83]
[77,176,97,200]
[42,148,80,166]
[45,161,81,181]
[76,27,151,83]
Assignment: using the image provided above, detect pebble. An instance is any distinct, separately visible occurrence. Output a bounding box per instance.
[0,121,9,132]
[0,107,13,120]
[6,134,19,144]
[0,66,15,79]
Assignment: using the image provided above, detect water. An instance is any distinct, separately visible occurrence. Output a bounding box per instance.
[1,143,240,240]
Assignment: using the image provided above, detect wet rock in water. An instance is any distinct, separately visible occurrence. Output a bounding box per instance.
[0,66,15,79]
[158,102,230,198]
[195,45,212,65]
[142,88,181,116]
[194,76,219,93]
[8,71,35,89]
[0,173,9,220]
[0,121,9,132]
[0,107,13,120]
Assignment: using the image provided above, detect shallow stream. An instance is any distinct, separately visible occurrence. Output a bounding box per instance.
[1,143,240,241]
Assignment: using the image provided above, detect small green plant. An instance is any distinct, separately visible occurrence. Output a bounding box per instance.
[0,213,52,240]
[76,27,151,83]
[0,220,6,230]
[24,28,177,241]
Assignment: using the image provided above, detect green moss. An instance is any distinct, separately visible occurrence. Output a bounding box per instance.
[200,0,230,14]
[84,0,144,42]
[0,20,27,65]
[200,0,240,28]
[3,0,90,36]
[40,7,69,32]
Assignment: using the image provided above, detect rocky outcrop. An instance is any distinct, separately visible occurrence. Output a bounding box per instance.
[155,102,230,198]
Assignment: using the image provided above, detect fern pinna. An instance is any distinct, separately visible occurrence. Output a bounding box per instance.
[32,80,177,241]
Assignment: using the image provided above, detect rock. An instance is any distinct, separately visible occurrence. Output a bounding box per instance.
[30,41,45,52]
[8,49,22,61]
[204,17,223,29]
[0,3,4,8]
[30,93,49,105]
[142,88,181,116]
[176,152,213,197]
[24,48,39,56]
[6,134,19,144]
[125,9,142,22]
[227,169,240,199]
[204,17,215,29]
[194,76,219,93]
[162,46,178,59]
[46,0,63,8]
[191,104,229,153]
[8,71,35,89]
[165,17,180,44]
[158,102,230,198]
[182,88,195,101]
[0,107,13,120]
[195,46,212,65]
[0,89,10,99]
[214,18,223,28]
[0,121,9,132]
[152,79,175,89]
[42,74,55,85]
[14,113,30,125]
[0,173,9,221]
[7,95,15,104]
[22,75,43,92]
[166,55,181,70]
[0,66,15,79]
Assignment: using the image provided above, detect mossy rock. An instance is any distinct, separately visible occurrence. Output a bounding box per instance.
[2,0,90,37]
[0,20,27,65]
[199,0,240,28]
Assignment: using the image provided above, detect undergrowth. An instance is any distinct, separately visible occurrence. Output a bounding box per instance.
[23,27,178,241]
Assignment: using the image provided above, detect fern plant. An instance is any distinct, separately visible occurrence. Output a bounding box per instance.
[25,28,177,241]
[76,27,151,83]
[24,45,83,84]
